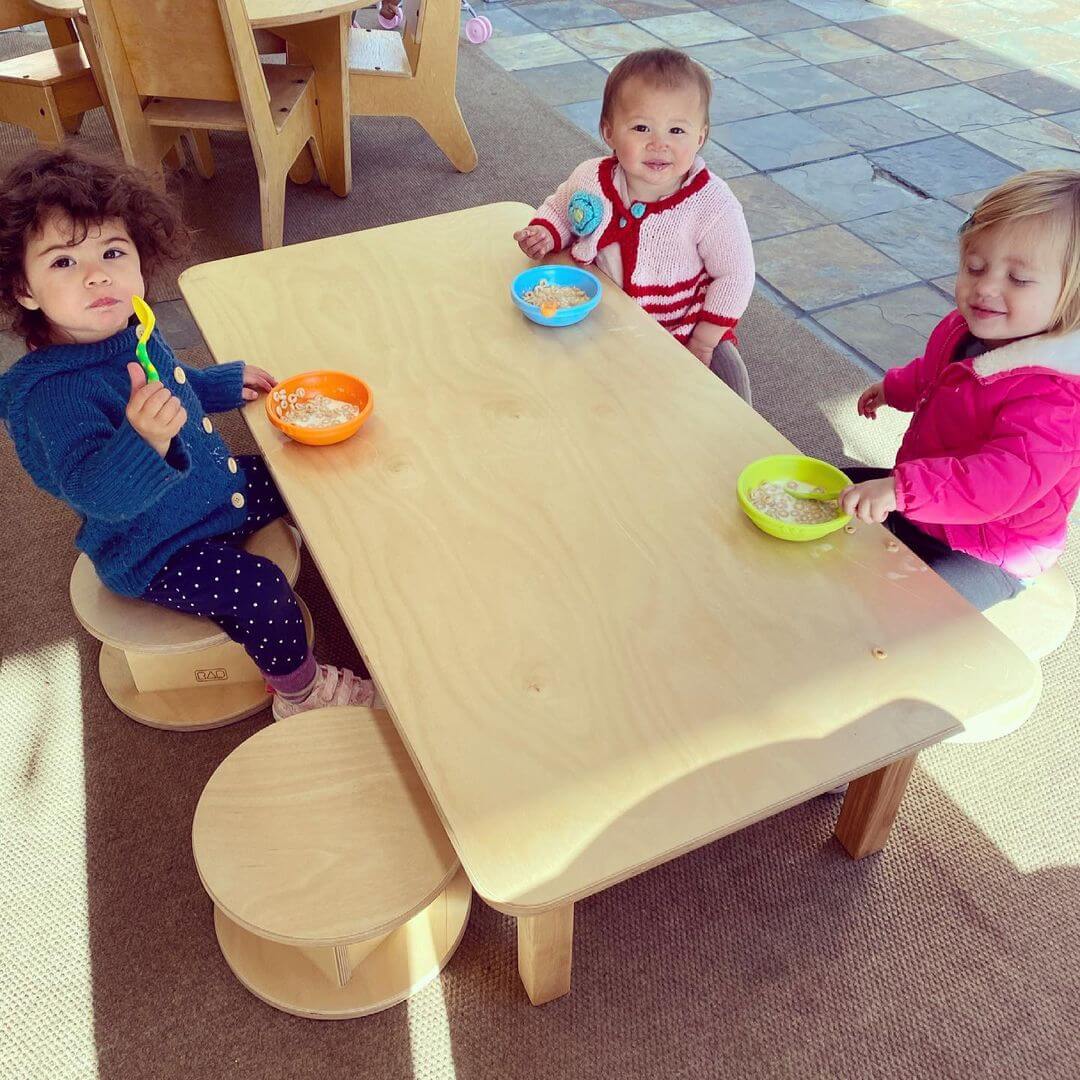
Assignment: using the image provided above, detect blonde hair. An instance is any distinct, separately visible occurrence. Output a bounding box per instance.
[959,169,1080,334]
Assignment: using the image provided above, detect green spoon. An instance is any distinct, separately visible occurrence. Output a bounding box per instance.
[786,483,843,502]
[131,295,159,382]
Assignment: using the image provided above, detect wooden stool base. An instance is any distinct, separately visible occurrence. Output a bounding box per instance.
[945,664,1043,744]
[98,597,313,731]
[213,866,472,1019]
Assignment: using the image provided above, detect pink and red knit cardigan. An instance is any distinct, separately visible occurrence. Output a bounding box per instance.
[530,155,756,344]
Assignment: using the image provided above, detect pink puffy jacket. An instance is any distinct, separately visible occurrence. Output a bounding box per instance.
[883,310,1080,579]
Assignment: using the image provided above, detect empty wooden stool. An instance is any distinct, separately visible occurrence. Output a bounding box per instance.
[192,706,471,1019]
[949,565,1076,744]
[70,519,310,731]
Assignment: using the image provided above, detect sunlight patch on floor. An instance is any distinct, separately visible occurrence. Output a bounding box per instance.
[0,640,97,1079]
[406,975,457,1080]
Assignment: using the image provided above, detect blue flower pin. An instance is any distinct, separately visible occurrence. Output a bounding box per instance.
[568,191,604,237]
[630,202,646,219]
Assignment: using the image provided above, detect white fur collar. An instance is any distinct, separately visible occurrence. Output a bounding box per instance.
[973,327,1080,379]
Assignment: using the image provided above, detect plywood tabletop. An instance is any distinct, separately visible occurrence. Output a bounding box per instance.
[181,202,1036,915]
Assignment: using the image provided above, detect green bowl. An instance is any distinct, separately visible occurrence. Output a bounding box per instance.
[737,454,852,542]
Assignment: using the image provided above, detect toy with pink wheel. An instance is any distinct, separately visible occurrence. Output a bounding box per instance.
[378,5,402,29]
[462,1,492,43]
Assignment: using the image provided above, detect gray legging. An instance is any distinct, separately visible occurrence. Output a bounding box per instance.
[710,340,752,405]
[843,467,1025,611]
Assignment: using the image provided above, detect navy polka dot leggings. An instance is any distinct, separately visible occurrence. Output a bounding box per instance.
[141,455,309,676]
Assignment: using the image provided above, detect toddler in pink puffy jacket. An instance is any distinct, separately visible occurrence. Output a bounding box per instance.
[841,169,1080,610]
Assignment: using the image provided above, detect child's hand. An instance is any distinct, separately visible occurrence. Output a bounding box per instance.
[687,324,722,366]
[839,476,897,524]
[858,381,886,419]
[126,362,187,457]
[242,363,276,402]
[514,225,554,260]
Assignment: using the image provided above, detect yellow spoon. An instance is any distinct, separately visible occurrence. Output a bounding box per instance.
[131,295,159,382]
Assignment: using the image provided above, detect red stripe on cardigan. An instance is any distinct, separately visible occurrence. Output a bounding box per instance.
[528,217,563,254]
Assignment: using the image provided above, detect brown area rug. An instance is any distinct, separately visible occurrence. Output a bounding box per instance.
[1,27,1078,1080]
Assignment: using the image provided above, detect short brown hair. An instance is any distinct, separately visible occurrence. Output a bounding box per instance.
[600,48,712,132]
[960,169,1080,335]
[0,148,191,350]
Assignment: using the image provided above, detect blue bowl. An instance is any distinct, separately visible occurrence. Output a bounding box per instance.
[510,266,602,327]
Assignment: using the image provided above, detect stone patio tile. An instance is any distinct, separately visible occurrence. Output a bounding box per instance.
[960,118,1080,171]
[888,84,1031,134]
[486,8,540,36]
[698,140,756,178]
[723,1,828,36]
[947,188,994,212]
[512,1,625,31]
[711,111,853,170]
[785,0,885,21]
[839,14,954,51]
[594,0,695,18]
[709,77,785,124]
[771,153,923,221]
[824,53,955,96]
[815,285,954,370]
[1051,110,1080,137]
[973,70,1080,117]
[594,56,621,72]
[805,98,943,152]
[921,1,1032,37]
[904,42,1026,82]
[513,60,611,105]
[557,99,604,142]
[634,12,751,45]
[755,224,916,310]
[688,37,800,77]
[976,28,1080,70]
[734,62,867,110]
[726,173,828,238]
[845,200,968,278]
[555,22,664,56]
[767,26,885,64]
[483,32,582,70]
[931,275,958,300]
[868,136,1017,199]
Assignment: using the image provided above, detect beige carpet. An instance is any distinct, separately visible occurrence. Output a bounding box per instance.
[1,27,1079,1080]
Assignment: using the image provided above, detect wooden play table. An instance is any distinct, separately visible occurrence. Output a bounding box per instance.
[180,202,1037,1005]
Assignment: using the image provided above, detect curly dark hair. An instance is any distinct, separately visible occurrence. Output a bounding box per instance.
[0,148,191,350]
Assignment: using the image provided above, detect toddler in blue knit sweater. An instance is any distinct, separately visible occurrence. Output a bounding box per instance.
[0,149,376,718]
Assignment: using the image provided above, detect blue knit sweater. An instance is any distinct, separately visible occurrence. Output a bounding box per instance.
[0,325,249,597]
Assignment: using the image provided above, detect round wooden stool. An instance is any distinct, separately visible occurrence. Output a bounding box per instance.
[950,565,1076,744]
[192,707,471,1019]
[70,520,310,731]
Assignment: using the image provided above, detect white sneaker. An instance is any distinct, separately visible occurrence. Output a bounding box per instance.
[272,664,380,720]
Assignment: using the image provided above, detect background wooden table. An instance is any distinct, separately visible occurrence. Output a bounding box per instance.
[29,0,356,195]
[180,202,1038,1005]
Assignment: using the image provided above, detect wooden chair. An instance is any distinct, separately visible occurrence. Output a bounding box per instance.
[948,564,1076,744]
[71,519,311,731]
[348,0,477,173]
[0,0,100,144]
[83,0,327,249]
[193,707,471,1018]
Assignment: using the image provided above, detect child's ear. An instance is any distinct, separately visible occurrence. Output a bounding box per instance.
[697,124,708,150]
[600,120,615,152]
[16,290,41,312]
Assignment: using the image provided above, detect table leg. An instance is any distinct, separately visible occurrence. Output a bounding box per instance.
[517,903,573,1006]
[834,754,917,860]
[273,16,350,197]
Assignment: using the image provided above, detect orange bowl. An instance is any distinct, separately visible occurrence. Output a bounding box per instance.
[265,370,372,446]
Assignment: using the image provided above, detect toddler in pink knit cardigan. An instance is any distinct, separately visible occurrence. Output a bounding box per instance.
[839,170,1080,611]
[514,49,756,403]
